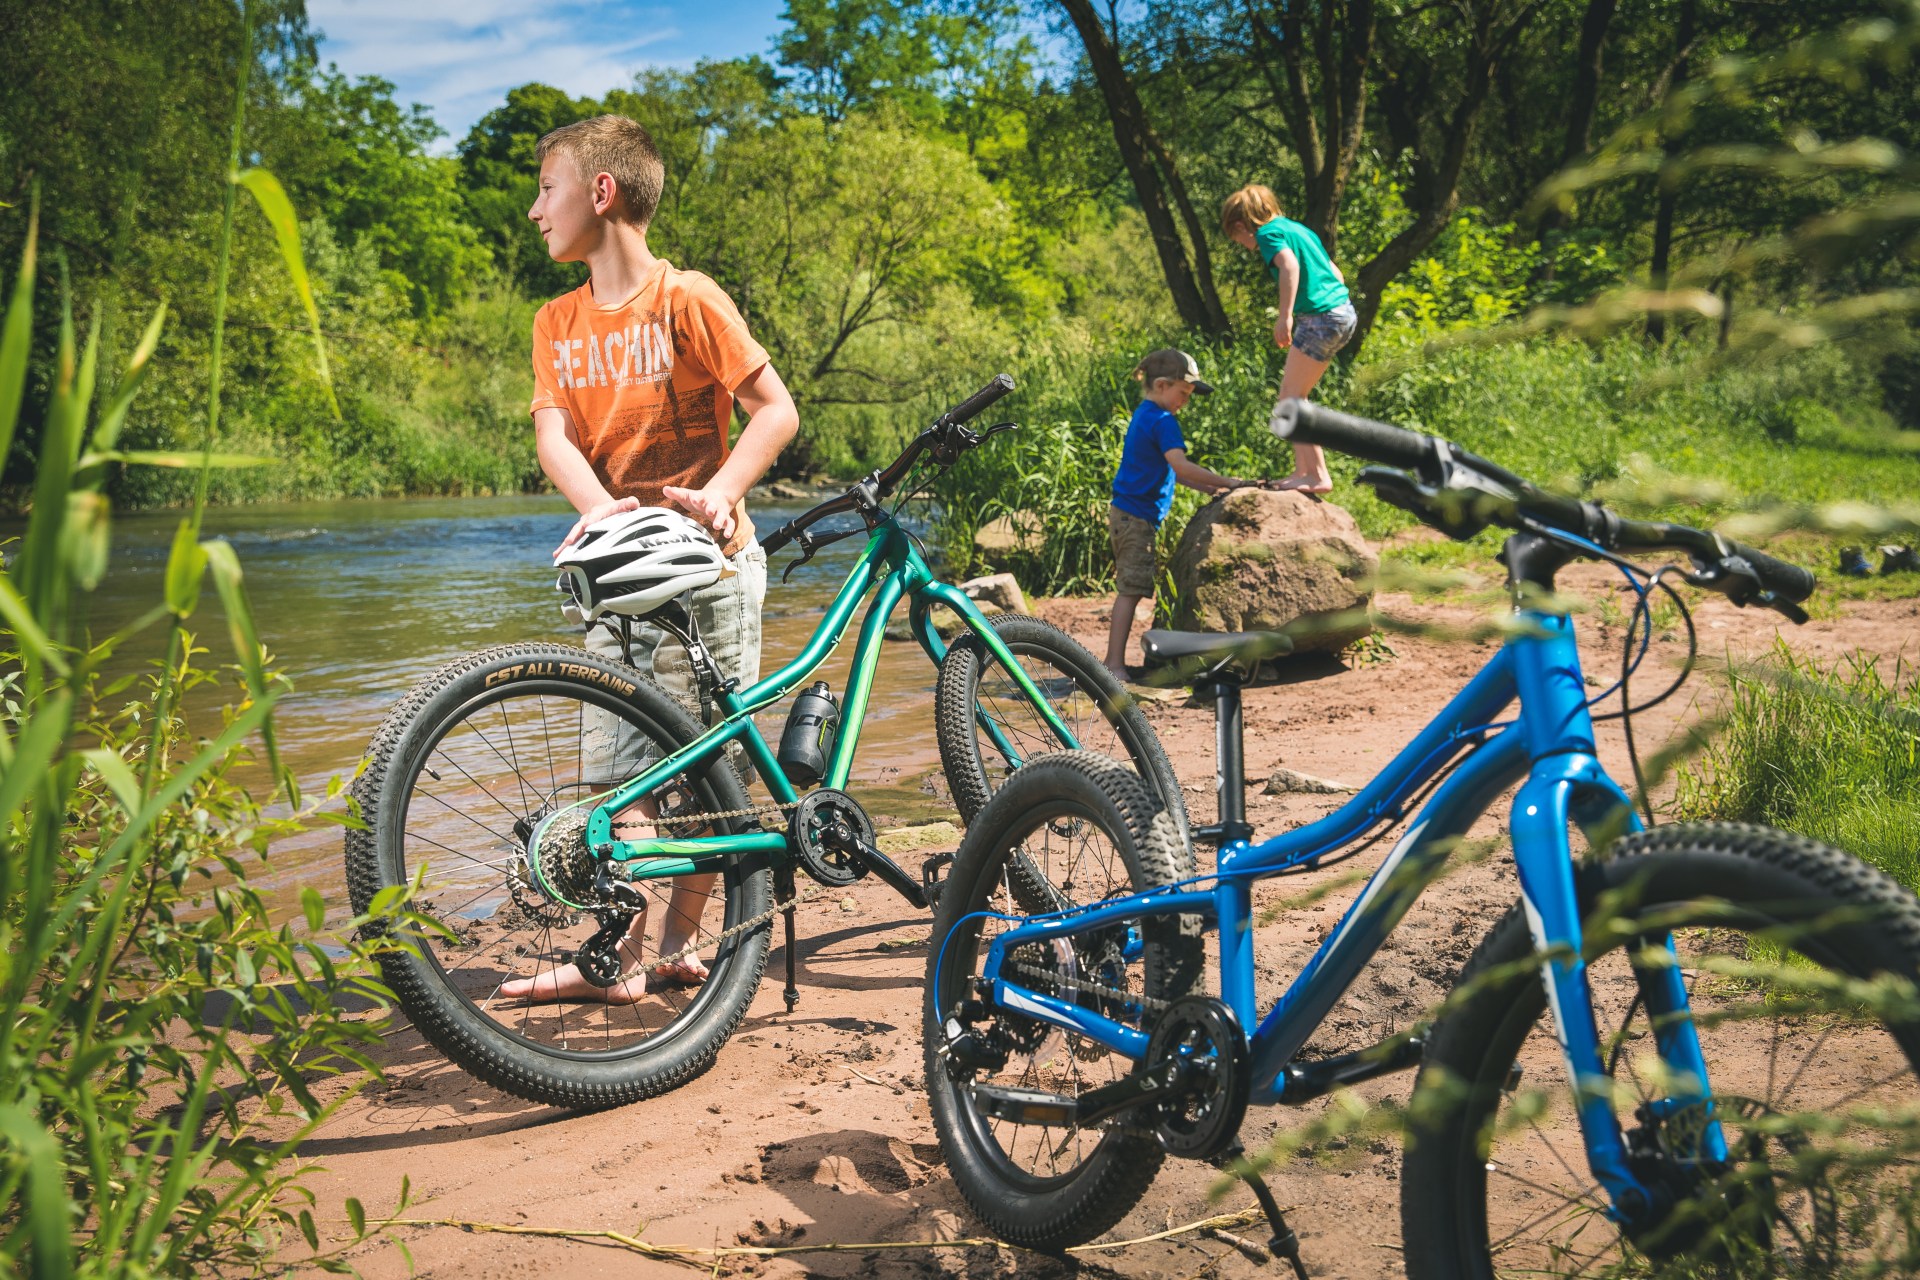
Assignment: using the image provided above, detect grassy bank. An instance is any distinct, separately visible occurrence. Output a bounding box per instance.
[1675,645,1920,893]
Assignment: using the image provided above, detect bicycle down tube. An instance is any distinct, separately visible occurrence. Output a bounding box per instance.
[973,605,1714,1218]
[585,519,1083,870]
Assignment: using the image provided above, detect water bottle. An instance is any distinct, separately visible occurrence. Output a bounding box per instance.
[778,681,840,787]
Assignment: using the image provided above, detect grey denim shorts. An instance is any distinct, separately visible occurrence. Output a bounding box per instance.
[1292,302,1358,363]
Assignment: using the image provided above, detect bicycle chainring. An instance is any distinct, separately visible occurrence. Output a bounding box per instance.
[789,789,873,888]
[1147,995,1249,1159]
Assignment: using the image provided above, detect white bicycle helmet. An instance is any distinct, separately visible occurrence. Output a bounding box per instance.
[555,506,728,624]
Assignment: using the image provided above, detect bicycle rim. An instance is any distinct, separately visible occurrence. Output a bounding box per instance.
[390,680,753,1061]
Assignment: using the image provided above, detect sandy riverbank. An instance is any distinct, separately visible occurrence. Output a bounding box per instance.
[276,569,1919,1278]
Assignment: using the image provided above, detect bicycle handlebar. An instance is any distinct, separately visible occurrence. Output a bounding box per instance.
[938,373,1016,429]
[1273,399,1816,610]
[761,373,1017,556]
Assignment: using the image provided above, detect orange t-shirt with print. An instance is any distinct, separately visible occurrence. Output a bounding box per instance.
[530,260,768,554]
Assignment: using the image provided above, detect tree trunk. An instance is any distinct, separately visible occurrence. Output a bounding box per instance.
[1245,0,1374,257]
[1535,0,1617,246]
[1057,0,1228,334]
[1349,0,1542,352]
[1646,0,1696,344]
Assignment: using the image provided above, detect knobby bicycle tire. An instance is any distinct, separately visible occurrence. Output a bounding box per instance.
[347,642,772,1109]
[1402,822,1920,1279]
[924,751,1202,1249]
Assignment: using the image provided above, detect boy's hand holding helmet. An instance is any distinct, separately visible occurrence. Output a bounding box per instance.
[556,495,640,559]
[554,506,732,625]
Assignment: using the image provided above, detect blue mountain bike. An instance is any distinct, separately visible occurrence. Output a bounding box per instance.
[923,400,1920,1278]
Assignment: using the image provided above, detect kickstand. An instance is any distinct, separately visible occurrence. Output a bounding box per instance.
[1223,1144,1308,1279]
[777,867,800,1012]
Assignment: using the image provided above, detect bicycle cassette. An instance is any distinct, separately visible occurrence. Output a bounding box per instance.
[788,788,873,888]
[525,804,604,910]
[1147,995,1249,1159]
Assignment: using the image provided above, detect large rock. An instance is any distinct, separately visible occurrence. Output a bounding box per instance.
[1169,488,1377,652]
[971,511,1042,559]
[959,572,1030,616]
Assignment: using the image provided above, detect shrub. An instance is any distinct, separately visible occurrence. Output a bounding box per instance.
[1675,642,1920,893]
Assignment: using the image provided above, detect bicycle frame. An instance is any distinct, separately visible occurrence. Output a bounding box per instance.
[579,516,1080,880]
[973,607,1719,1221]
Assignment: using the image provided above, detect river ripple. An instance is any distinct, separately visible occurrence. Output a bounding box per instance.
[14,495,953,919]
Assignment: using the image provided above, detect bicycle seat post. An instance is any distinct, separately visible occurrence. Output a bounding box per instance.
[1191,667,1252,848]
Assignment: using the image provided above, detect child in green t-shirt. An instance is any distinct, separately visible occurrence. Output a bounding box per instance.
[1222,183,1358,494]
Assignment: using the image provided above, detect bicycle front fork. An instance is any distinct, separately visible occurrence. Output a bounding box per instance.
[1510,761,1723,1227]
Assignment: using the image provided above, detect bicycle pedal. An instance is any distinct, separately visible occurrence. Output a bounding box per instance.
[921,852,955,907]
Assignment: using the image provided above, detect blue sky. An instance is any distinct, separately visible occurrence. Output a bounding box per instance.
[309,0,793,148]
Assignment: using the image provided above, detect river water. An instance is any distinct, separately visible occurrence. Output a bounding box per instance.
[41,495,953,921]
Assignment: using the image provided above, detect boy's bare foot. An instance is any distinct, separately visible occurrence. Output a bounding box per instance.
[1270,472,1334,495]
[649,956,709,988]
[1105,662,1131,685]
[498,963,649,1006]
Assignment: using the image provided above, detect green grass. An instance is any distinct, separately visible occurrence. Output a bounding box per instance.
[1675,643,1920,893]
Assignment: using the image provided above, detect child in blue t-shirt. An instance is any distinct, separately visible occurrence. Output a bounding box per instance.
[1106,348,1250,680]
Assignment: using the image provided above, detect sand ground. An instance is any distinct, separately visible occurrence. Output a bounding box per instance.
[278,568,1919,1278]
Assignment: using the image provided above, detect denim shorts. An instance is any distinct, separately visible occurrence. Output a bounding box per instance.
[583,540,767,784]
[1292,302,1358,363]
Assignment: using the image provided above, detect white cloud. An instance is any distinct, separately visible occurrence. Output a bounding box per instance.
[309,0,686,145]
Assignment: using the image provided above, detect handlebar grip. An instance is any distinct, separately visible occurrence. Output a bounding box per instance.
[941,373,1016,427]
[1273,400,1437,472]
[1726,539,1816,604]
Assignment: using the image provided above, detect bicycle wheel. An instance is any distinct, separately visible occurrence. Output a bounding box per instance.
[923,751,1202,1249]
[1402,822,1920,1279]
[346,642,772,1109]
[935,614,1189,847]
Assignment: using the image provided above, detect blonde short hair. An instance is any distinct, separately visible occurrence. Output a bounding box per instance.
[1221,183,1285,233]
[536,115,665,227]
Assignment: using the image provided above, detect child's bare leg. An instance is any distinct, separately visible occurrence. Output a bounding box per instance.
[1106,593,1143,677]
[651,871,717,985]
[1271,348,1336,493]
[499,795,669,1005]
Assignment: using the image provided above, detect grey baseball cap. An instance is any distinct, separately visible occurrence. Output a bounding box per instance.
[1136,348,1215,395]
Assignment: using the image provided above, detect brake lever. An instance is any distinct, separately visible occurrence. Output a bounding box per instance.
[780,524,867,584]
[1679,556,1811,625]
[782,530,819,584]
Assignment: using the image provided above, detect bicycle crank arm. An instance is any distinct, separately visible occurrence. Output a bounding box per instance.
[820,828,928,909]
[1276,1031,1425,1104]
[967,1059,1187,1130]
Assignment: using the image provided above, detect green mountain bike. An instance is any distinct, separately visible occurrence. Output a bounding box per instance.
[345,375,1185,1108]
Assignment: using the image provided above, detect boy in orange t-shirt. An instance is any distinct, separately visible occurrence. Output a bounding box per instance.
[504,114,800,1006]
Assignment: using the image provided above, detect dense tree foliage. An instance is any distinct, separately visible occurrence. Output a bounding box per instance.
[0,0,1912,504]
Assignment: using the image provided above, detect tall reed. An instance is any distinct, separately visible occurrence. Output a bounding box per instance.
[0,5,415,1273]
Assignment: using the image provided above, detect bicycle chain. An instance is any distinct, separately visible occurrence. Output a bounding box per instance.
[617,798,801,830]
[981,961,1167,1138]
[1008,960,1171,1017]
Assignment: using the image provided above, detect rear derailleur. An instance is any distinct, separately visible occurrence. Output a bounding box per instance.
[942,993,1308,1276]
[569,907,637,989]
